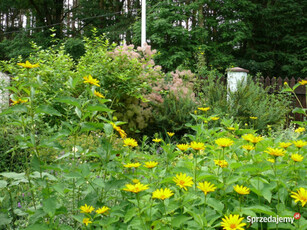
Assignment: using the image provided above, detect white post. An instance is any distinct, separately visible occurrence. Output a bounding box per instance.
[227,67,249,100]
[0,72,10,112]
[141,0,146,47]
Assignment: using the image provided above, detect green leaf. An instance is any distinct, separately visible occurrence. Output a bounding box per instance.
[35,105,61,116]
[171,215,192,228]
[292,107,306,115]
[86,105,113,112]
[0,180,8,188]
[207,198,224,214]
[75,107,82,119]
[55,96,80,108]
[0,172,25,179]
[42,197,57,217]
[24,224,49,230]
[0,213,12,226]
[247,205,276,216]
[0,104,28,115]
[124,207,138,223]
[262,187,272,203]
[59,225,74,230]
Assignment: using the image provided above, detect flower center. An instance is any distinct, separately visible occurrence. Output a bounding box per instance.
[230,223,237,229]
[179,180,185,185]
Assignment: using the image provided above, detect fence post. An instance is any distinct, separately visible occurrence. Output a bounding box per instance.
[0,72,10,112]
[226,67,249,101]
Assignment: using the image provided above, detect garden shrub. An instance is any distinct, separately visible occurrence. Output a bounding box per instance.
[196,74,292,131]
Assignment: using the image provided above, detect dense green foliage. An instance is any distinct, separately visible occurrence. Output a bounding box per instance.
[0,0,306,77]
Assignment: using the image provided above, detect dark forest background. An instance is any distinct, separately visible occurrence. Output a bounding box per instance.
[0,0,306,77]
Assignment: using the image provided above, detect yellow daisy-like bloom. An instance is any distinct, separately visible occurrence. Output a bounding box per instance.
[94,90,105,98]
[167,132,175,137]
[227,127,236,131]
[214,160,228,168]
[124,162,141,168]
[242,133,263,144]
[221,214,246,230]
[17,60,39,69]
[211,116,219,121]
[233,185,250,195]
[293,140,307,148]
[291,153,304,162]
[152,188,174,200]
[291,187,307,207]
[111,122,127,139]
[295,127,306,133]
[198,107,210,112]
[83,75,100,87]
[299,80,307,85]
[173,173,194,191]
[242,144,255,151]
[132,179,140,184]
[250,116,258,120]
[279,142,292,149]
[123,138,138,147]
[83,218,92,226]
[144,161,158,169]
[123,183,149,193]
[215,138,234,148]
[197,181,217,195]
[190,141,206,151]
[177,144,190,151]
[152,138,162,143]
[96,206,110,215]
[11,98,28,105]
[267,158,275,163]
[264,147,285,157]
[80,204,95,213]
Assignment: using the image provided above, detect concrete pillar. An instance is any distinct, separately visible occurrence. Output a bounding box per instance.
[0,72,10,111]
[227,67,249,93]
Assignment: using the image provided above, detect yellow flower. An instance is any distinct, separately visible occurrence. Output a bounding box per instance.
[124,162,141,168]
[267,158,275,163]
[94,90,105,98]
[299,80,307,85]
[279,142,292,149]
[293,140,307,148]
[291,153,304,162]
[214,160,228,168]
[173,173,194,191]
[144,161,158,169]
[190,141,205,151]
[132,179,140,184]
[242,144,255,151]
[264,147,285,157]
[221,214,246,230]
[83,218,92,226]
[11,98,28,105]
[152,138,162,143]
[80,204,95,213]
[123,138,138,147]
[211,116,219,121]
[295,127,306,133]
[291,187,307,207]
[242,134,263,144]
[83,75,100,87]
[284,82,288,86]
[152,188,174,200]
[197,181,217,195]
[227,127,236,131]
[198,107,210,112]
[96,206,110,215]
[233,185,250,195]
[167,132,175,137]
[17,60,39,69]
[123,183,149,193]
[111,123,127,139]
[250,116,258,120]
[177,144,190,151]
[215,138,234,148]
